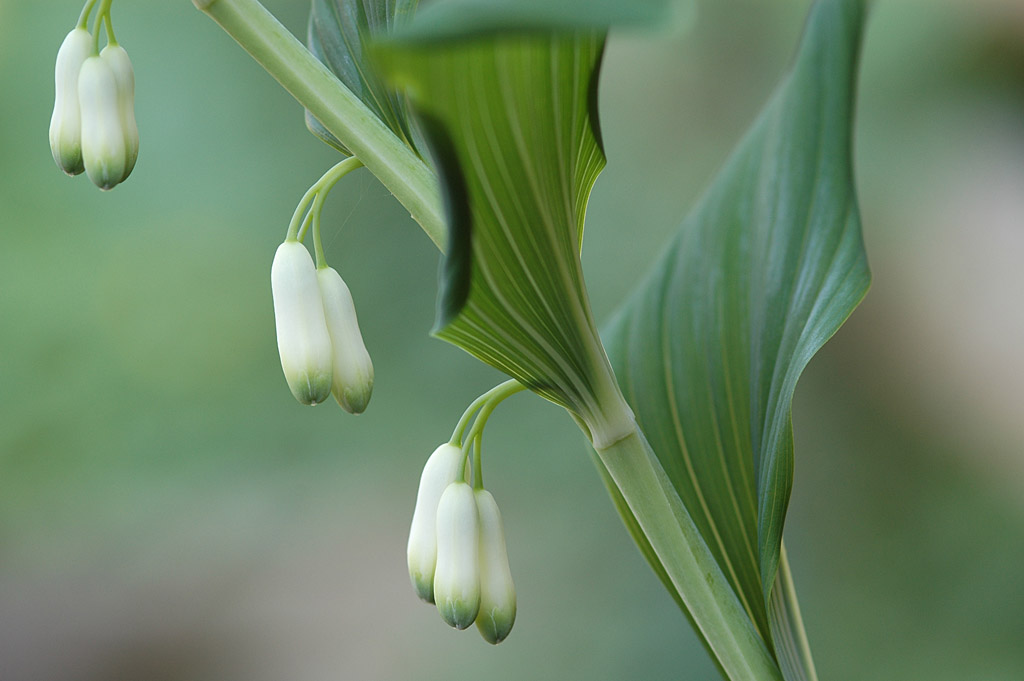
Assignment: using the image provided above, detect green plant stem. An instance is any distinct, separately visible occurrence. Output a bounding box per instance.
[462,382,524,448]
[92,0,112,53]
[455,446,468,484]
[318,156,364,194]
[593,419,782,681]
[311,192,328,268]
[192,0,445,250]
[103,11,117,46]
[296,209,314,245]
[286,184,319,242]
[78,0,98,29]
[449,379,524,445]
[287,156,363,242]
[471,433,483,489]
[776,545,819,681]
[450,394,491,445]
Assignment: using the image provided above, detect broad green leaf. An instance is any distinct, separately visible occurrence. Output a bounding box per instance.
[305,0,674,154]
[306,0,421,154]
[377,34,632,442]
[392,0,673,41]
[603,0,868,678]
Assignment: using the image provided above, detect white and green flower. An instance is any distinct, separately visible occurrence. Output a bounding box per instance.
[433,481,480,629]
[317,266,373,414]
[100,43,139,179]
[407,443,465,602]
[474,488,516,644]
[49,27,92,176]
[271,241,333,405]
[79,53,128,190]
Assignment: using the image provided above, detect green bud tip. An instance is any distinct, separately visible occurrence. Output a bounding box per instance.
[433,482,481,629]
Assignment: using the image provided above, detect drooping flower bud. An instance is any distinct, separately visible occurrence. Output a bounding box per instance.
[474,489,516,644]
[433,481,481,629]
[78,54,128,190]
[100,44,139,178]
[49,27,92,176]
[316,266,373,414]
[271,241,333,405]
[407,443,465,603]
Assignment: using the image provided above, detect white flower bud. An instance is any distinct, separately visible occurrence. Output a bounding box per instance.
[433,481,481,629]
[79,54,128,190]
[49,28,92,176]
[271,241,333,405]
[407,443,465,603]
[316,267,373,414]
[100,44,139,178]
[474,489,516,644]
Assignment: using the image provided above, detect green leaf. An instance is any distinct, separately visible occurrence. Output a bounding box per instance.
[307,0,422,154]
[603,0,868,677]
[378,33,634,444]
[391,0,674,41]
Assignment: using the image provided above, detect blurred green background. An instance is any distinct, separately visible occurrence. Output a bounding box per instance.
[2,0,1023,679]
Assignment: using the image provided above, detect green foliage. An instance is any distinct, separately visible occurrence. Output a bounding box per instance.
[377,33,624,437]
[391,0,673,40]
[306,0,421,154]
[307,0,868,678]
[602,0,868,678]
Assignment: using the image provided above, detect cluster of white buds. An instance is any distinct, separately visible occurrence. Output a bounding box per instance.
[49,4,138,190]
[271,240,374,412]
[407,443,517,644]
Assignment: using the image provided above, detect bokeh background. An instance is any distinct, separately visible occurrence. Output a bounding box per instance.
[2,0,1022,679]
